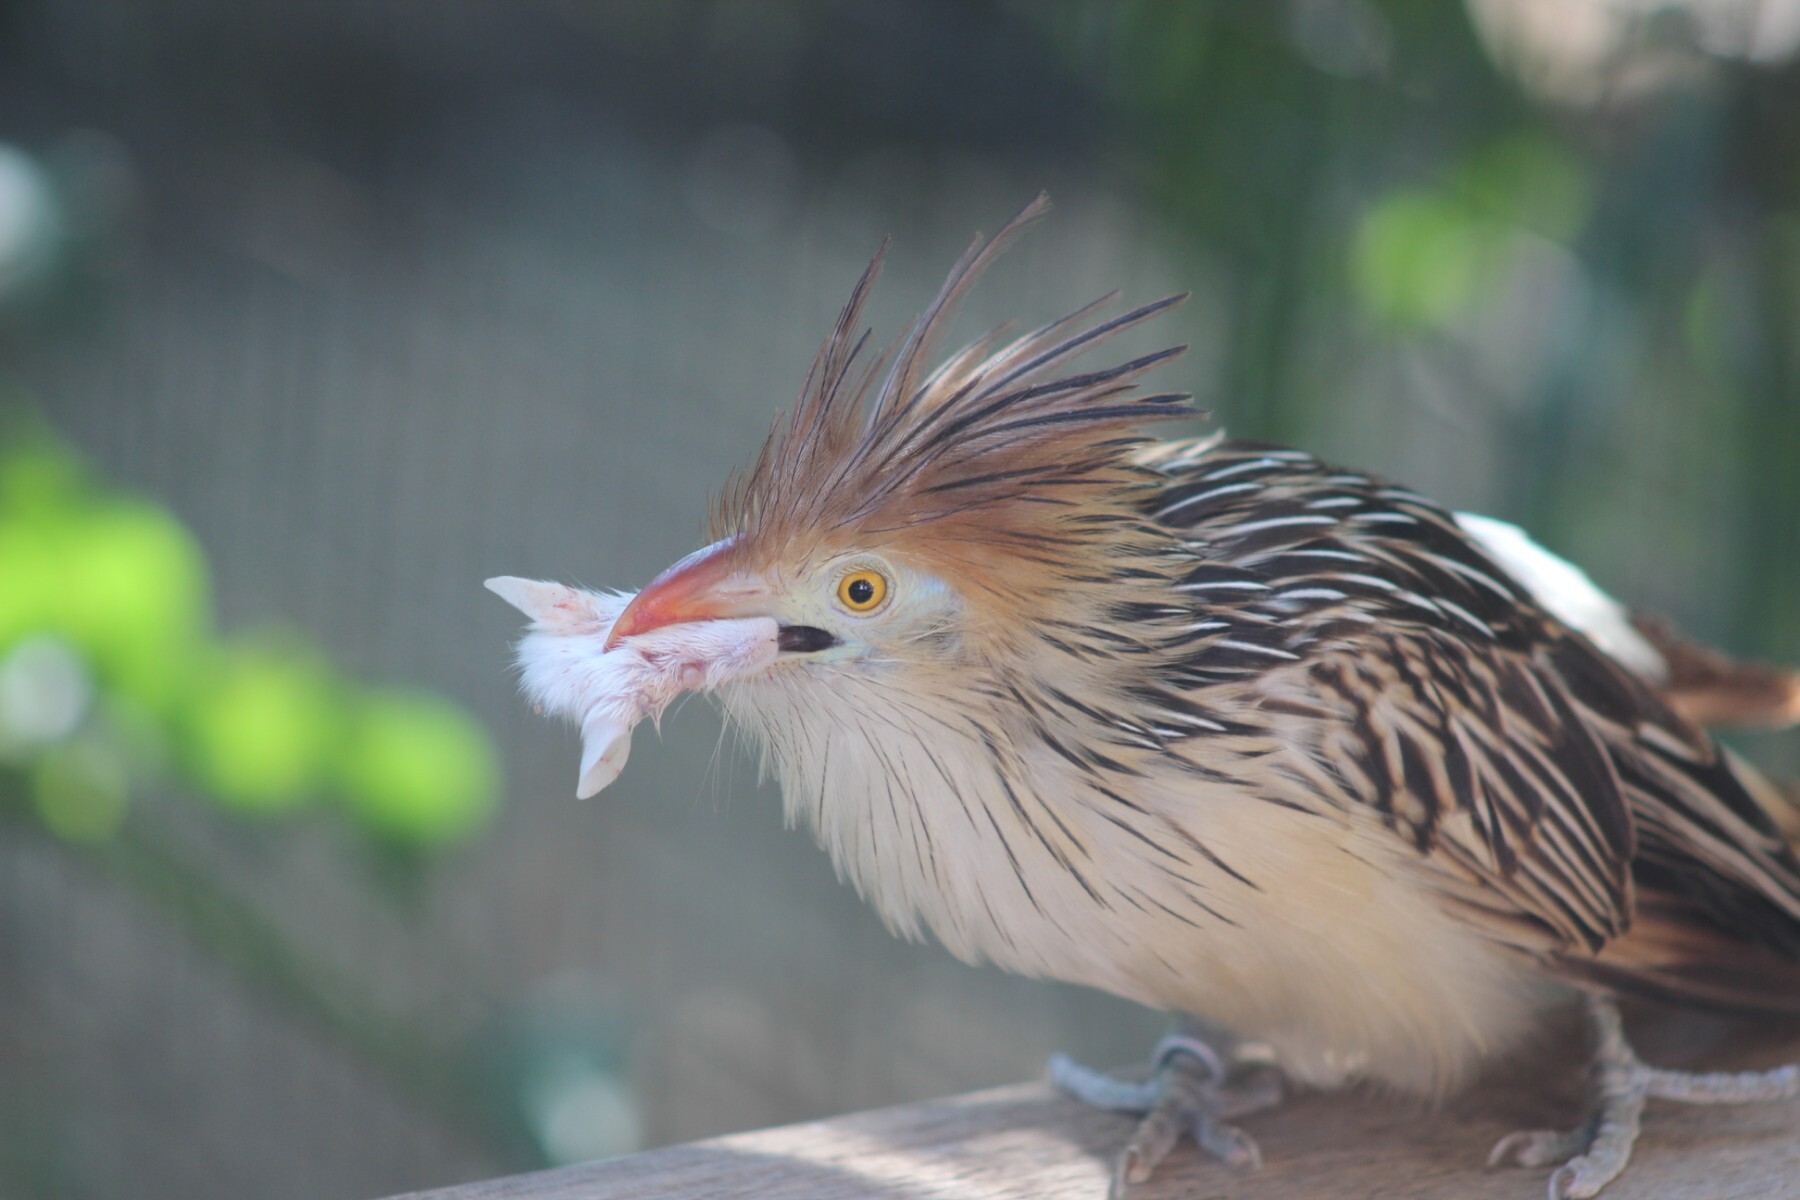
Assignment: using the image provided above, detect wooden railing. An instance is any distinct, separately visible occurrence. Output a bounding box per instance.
[384,1010,1800,1199]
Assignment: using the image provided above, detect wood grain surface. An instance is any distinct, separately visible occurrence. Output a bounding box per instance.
[384,1008,1800,1200]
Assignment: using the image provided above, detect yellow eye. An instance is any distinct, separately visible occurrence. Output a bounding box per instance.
[836,569,889,613]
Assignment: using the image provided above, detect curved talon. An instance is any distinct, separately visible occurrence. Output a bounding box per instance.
[1487,1125,1590,1170]
[1053,1025,1282,1196]
[1490,995,1800,1198]
[1116,1047,1213,1187]
[1109,1148,1150,1200]
[1194,1114,1262,1169]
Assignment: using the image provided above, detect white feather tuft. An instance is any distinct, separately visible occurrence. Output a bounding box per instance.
[486,577,780,797]
[1452,513,1666,681]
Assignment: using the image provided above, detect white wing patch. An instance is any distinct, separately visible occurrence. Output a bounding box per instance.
[1452,513,1666,682]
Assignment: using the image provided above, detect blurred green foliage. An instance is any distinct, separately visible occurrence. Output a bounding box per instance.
[0,417,499,846]
[1026,1,1799,662]
[1353,133,1593,326]
[340,690,498,844]
[31,733,128,841]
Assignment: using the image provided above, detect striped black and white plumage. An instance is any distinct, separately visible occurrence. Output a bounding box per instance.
[500,198,1800,1197]
[1136,437,1800,1011]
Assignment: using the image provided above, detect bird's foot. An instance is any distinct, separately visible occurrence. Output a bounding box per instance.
[1051,1028,1282,1199]
[1488,994,1800,1199]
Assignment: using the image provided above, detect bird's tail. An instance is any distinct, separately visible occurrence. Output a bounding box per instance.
[1556,610,1800,1014]
[1631,611,1800,732]
[1630,611,1800,848]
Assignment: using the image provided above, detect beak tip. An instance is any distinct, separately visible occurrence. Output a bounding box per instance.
[602,537,753,651]
[601,596,649,651]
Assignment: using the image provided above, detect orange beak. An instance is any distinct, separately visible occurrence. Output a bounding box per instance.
[605,537,770,650]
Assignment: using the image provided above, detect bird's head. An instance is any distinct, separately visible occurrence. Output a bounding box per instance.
[493,196,1211,870]
[604,197,1196,708]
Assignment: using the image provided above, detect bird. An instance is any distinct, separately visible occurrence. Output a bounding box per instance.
[491,196,1800,1199]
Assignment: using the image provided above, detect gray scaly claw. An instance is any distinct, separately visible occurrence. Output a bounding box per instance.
[1051,1029,1282,1197]
[1489,995,1800,1199]
[1486,1121,1594,1170]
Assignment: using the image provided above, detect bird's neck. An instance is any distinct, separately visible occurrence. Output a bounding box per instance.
[719,643,1256,988]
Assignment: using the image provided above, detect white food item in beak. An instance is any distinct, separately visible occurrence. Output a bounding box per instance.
[486,576,780,798]
[577,709,632,800]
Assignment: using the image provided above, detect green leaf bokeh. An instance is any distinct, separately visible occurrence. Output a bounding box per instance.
[0,424,500,847]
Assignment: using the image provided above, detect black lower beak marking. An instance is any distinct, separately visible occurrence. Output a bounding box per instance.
[778,625,838,653]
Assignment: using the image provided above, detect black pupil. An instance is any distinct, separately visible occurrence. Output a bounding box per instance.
[847,578,875,605]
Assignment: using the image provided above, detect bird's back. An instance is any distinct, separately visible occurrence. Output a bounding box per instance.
[1139,436,1800,1016]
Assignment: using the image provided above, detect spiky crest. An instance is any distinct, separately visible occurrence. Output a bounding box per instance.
[711,196,1198,597]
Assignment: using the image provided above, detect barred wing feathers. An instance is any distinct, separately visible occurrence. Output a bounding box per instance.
[1143,439,1800,1013]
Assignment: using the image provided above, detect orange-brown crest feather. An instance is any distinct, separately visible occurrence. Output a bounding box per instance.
[711,195,1199,600]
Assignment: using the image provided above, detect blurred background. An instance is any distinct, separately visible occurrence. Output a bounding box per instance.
[2,2,1797,1197]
